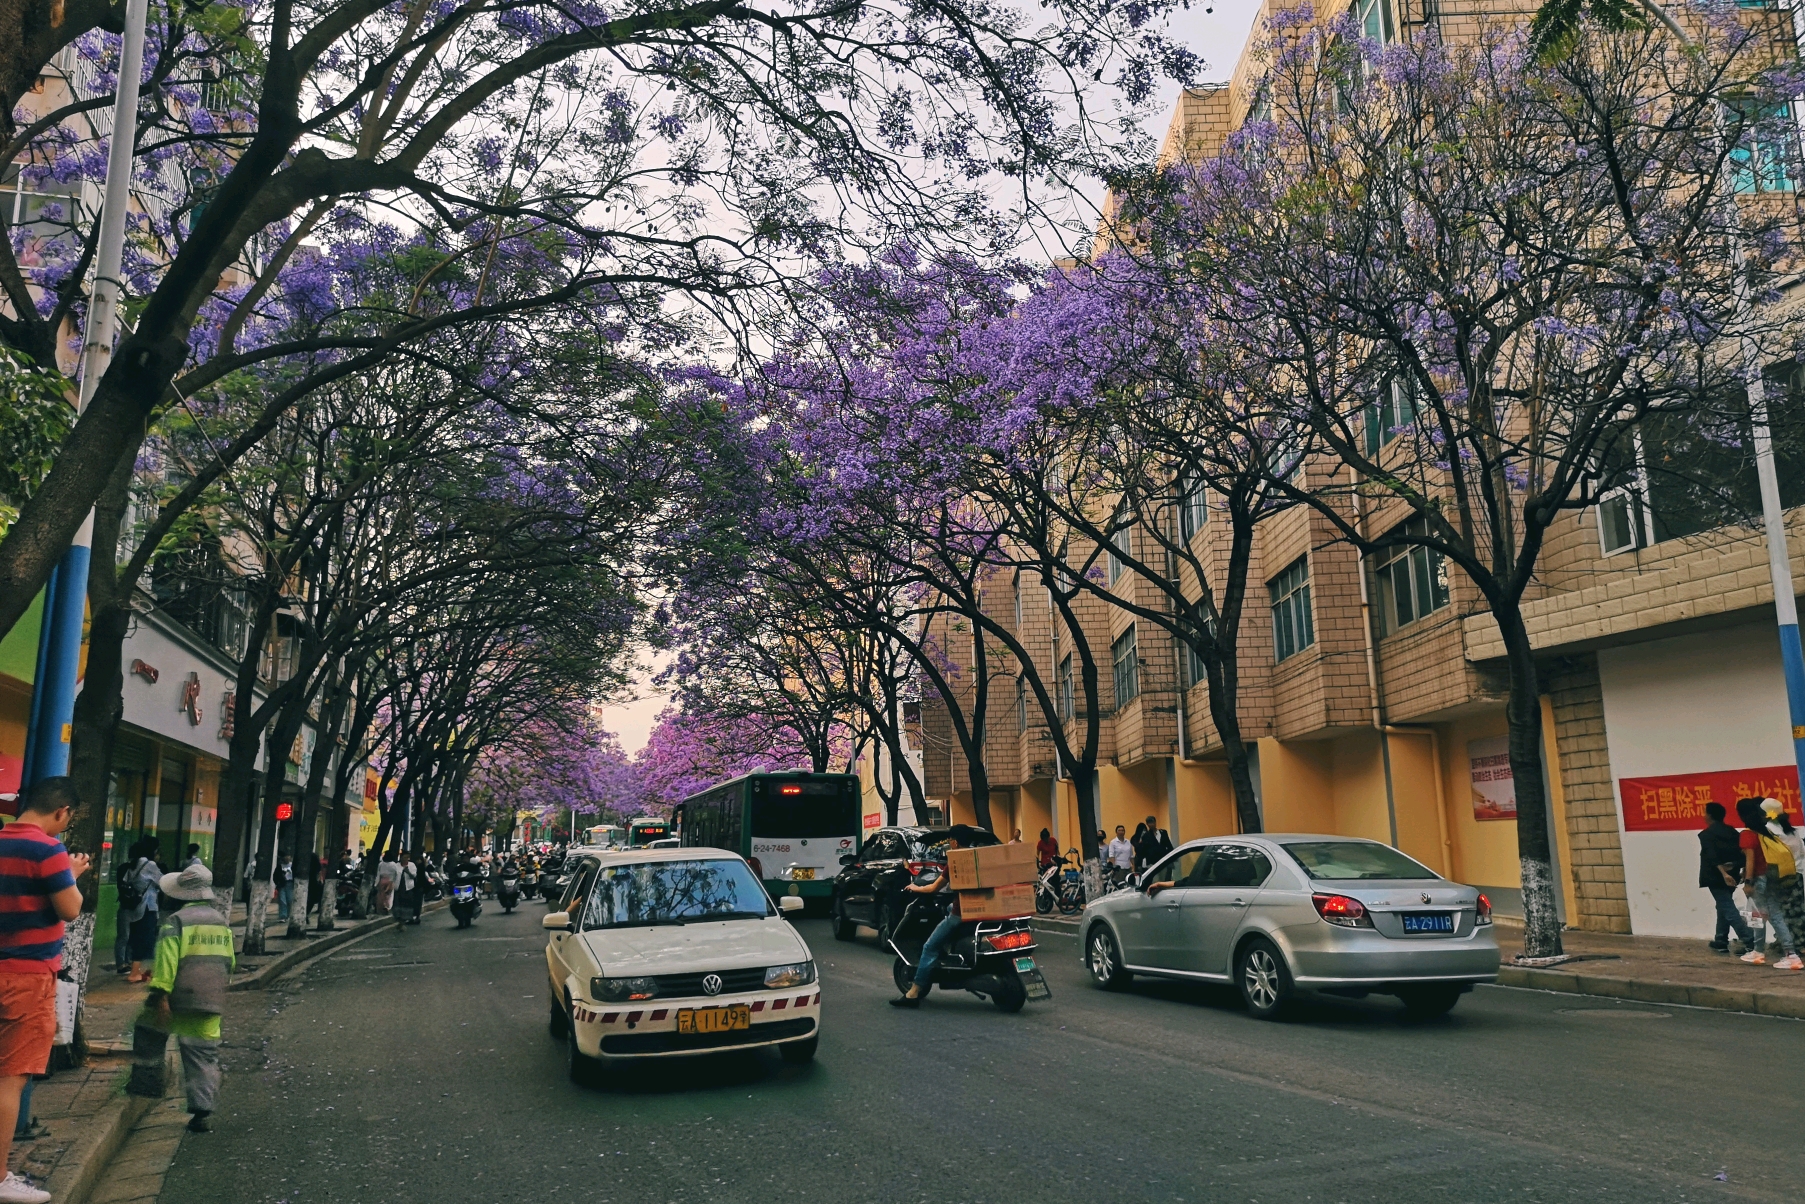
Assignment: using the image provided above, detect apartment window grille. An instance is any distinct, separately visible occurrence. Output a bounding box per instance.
[1180,601,1213,688]
[1013,573,1023,631]
[1112,626,1140,707]
[1057,655,1075,723]
[1179,477,1207,542]
[1268,556,1315,663]
[1729,99,1796,193]
[1108,514,1131,582]
[1362,378,1416,456]
[1372,516,1451,634]
[1016,674,1028,733]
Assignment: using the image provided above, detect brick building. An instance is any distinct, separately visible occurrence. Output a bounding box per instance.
[884,0,1805,937]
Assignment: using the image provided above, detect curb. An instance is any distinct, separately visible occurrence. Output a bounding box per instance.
[1496,964,1805,1019]
[230,900,448,991]
[45,1072,153,1204]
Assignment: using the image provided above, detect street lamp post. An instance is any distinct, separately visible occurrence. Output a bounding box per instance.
[19,0,151,788]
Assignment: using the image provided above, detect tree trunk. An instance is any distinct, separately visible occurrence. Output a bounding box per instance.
[317,878,337,931]
[1498,605,1563,959]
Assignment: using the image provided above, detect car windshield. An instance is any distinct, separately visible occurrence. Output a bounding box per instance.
[1282,841,1439,881]
[580,859,773,929]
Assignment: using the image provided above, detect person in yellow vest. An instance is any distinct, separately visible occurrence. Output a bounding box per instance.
[130,863,235,1131]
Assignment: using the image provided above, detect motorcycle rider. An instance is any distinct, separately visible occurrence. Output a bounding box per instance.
[890,826,980,1009]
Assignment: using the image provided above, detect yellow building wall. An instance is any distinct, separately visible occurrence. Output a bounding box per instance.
[1438,711,1523,892]
[1256,737,1335,833]
[1016,780,1054,845]
[1173,759,1238,841]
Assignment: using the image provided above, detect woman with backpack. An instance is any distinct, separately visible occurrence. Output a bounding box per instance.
[1736,796,1802,970]
[1760,798,1805,953]
[123,839,164,983]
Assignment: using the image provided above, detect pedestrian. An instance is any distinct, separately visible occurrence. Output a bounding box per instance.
[274,853,296,922]
[393,851,420,928]
[1760,798,1805,952]
[1035,828,1059,871]
[1141,814,1174,869]
[1699,802,1754,954]
[131,862,234,1134]
[184,843,202,868]
[124,839,163,984]
[1105,825,1134,886]
[0,777,91,1204]
[1734,796,1802,970]
[1130,821,1147,869]
[374,850,401,914]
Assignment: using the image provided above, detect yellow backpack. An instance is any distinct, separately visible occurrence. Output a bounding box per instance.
[1760,832,1797,880]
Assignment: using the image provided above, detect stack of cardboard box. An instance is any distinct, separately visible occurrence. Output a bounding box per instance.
[947,842,1037,921]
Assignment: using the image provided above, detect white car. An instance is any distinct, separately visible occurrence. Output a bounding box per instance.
[543,847,820,1083]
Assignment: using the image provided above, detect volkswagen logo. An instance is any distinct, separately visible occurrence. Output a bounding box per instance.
[1421,893,1432,904]
[701,973,723,996]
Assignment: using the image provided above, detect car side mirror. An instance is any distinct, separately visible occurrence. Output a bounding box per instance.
[541,912,570,930]
[839,854,857,866]
[779,896,805,914]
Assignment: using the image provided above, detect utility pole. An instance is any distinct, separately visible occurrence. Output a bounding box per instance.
[20,0,150,788]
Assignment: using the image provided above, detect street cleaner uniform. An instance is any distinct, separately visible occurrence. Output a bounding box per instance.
[130,864,233,1128]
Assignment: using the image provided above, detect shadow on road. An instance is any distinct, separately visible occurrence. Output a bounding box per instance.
[572,1049,822,1096]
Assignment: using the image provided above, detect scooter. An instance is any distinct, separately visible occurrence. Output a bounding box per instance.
[887,890,1049,1013]
[449,865,483,929]
[520,865,539,900]
[497,866,521,913]
[1034,856,1085,916]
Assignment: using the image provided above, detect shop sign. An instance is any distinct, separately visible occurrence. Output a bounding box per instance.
[130,659,159,683]
[1619,765,1804,832]
[219,692,235,740]
[1467,736,1516,822]
[863,811,882,830]
[179,672,203,724]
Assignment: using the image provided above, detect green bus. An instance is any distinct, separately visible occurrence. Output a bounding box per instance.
[676,772,861,905]
[625,815,671,847]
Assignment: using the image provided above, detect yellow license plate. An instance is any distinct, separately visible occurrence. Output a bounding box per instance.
[791,867,815,881]
[677,1005,750,1035]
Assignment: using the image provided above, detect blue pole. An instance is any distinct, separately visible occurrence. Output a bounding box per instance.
[22,538,92,785]
[19,566,59,788]
[1748,372,1805,802]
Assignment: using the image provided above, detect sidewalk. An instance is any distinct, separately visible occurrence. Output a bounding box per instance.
[1496,924,1805,1019]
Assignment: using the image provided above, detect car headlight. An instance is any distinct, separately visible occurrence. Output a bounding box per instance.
[591,976,657,1002]
[764,961,816,989]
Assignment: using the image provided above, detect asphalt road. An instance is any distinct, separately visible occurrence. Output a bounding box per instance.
[156,904,1803,1204]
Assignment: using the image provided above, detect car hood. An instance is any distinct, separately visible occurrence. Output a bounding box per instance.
[579,917,809,975]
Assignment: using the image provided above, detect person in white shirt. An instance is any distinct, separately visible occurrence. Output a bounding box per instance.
[1105,825,1134,886]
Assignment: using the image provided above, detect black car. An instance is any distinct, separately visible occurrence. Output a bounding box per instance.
[829,825,1001,944]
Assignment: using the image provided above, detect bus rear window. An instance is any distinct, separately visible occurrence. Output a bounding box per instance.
[750,796,858,838]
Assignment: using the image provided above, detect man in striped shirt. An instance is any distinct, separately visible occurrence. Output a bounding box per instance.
[0,778,89,1204]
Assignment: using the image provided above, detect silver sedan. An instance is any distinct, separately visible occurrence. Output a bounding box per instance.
[1080,835,1500,1019]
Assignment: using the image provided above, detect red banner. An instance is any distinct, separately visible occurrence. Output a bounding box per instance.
[1618,765,1804,832]
[863,811,881,830]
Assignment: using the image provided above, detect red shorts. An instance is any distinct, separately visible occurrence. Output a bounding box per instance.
[0,973,57,1076]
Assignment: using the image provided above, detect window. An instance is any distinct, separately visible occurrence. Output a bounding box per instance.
[1180,600,1213,689]
[1199,845,1274,888]
[1107,513,1131,582]
[1268,556,1315,663]
[1057,655,1075,722]
[579,859,772,930]
[1372,516,1450,634]
[1154,848,1207,885]
[1012,573,1023,631]
[1355,0,1393,41]
[1179,476,1207,542]
[1016,674,1028,733]
[1112,626,1139,707]
[1362,378,1416,456]
[1282,840,1437,880]
[1729,99,1796,194]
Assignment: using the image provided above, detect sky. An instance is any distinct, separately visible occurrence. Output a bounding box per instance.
[603,0,1266,757]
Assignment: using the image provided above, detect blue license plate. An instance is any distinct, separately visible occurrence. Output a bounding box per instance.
[1014,957,1036,972]
[1401,912,1454,933]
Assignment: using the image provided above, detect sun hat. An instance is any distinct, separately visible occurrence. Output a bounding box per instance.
[1762,798,1785,815]
[158,862,215,902]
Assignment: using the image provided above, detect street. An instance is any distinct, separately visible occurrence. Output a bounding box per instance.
[154,908,1800,1204]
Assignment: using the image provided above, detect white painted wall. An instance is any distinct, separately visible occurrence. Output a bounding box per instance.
[1597,623,1794,937]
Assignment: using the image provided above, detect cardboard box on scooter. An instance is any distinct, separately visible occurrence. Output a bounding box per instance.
[946,843,1036,890]
[955,882,1036,921]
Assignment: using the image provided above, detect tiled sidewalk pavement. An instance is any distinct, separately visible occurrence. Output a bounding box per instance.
[5,1056,136,1191]
[1497,923,1805,1016]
